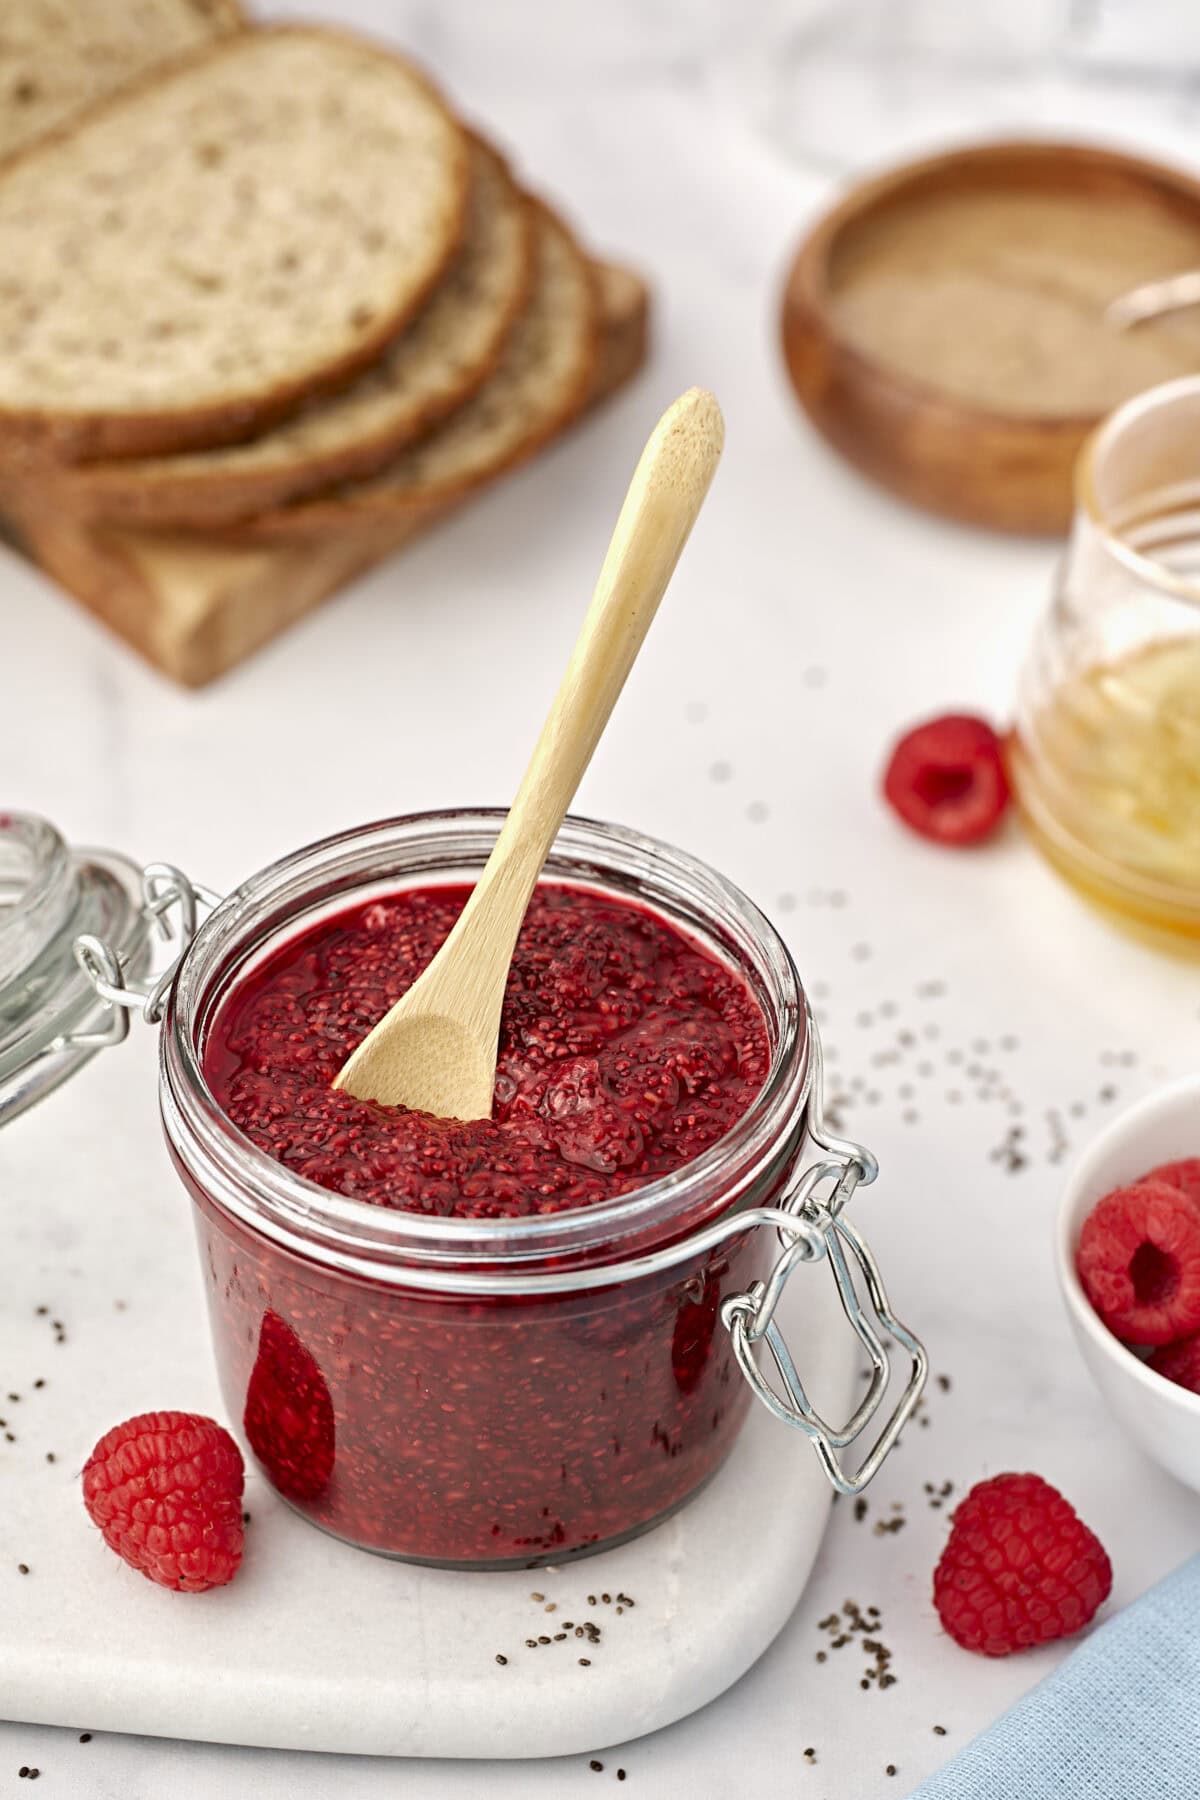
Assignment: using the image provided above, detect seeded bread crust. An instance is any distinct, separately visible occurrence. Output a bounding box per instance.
[0,0,246,163]
[0,25,470,464]
[220,198,600,542]
[48,138,535,526]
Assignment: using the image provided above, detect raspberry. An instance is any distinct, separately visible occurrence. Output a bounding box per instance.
[1149,1332,1200,1395]
[82,1411,244,1592]
[1076,1178,1200,1344]
[1147,1158,1200,1208]
[243,1310,336,1502]
[882,714,1010,846]
[933,1473,1112,1656]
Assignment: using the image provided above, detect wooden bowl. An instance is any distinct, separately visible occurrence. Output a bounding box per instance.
[781,141,1200,535]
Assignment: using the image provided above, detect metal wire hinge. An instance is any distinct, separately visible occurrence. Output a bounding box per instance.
[721,1034,927,1495]
[66,862,218,1051]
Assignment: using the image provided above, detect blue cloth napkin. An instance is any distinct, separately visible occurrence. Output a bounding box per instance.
[911,1556,1200,1799]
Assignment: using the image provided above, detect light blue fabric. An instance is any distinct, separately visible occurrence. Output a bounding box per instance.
[911,1557,1200,1799]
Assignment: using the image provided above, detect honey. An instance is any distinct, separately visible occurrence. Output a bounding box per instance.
[1011,636,1200,944]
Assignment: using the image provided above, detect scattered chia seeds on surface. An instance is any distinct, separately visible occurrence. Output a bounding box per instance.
[579,1658,591,1667]
[495,1654,508,1665]
[617,1771,626,1782]
[814,1601,898,1691]
[590,1761,603,1772]
[854,1497,868,1522]
[79,1734,92,1743]
[803,1747,817,1763]
[886,1764,897,1777]
[933,1725,947,1736]
[530,1592,544,1602]
[17,1564,28,1575]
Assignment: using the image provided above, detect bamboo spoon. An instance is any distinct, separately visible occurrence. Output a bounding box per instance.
[334,386,725,1120]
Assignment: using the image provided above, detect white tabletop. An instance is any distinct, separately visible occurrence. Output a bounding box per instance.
[4,1,1200,1794]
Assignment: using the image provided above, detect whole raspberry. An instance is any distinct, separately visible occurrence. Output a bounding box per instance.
[933,1473,1112,1656]
[882,714,1010,846]
[1076,1178,1200,1344]
[243,1310,336,1502]
[82,1411,244,1592]
[1149,1332,1200,1395]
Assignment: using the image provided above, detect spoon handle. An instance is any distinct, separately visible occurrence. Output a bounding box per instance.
[472,386,725,929]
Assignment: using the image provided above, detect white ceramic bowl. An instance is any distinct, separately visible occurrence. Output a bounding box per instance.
[1056,1072,1200,1494]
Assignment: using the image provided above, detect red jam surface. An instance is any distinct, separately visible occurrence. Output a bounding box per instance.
[191,882,777,1566]
[203,884,770,1217]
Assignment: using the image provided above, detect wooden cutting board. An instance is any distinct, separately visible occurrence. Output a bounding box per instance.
[3,262,649,688]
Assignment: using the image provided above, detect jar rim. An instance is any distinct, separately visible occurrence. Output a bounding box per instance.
[1076,373,1200,609]
[161,810,811,1281]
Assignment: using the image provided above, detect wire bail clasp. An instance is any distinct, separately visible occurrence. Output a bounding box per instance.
[721,1033,927,1494]
[69,862,218,1048]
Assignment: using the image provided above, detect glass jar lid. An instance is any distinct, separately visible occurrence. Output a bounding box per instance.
[0,811,153,1125]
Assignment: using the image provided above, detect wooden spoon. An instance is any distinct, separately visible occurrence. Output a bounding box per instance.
[334,386,725,1120]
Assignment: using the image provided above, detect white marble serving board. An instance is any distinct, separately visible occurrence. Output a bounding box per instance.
[0,1032,855,1759]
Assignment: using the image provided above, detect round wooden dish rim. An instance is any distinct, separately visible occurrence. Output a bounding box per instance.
[784,138,1200,437]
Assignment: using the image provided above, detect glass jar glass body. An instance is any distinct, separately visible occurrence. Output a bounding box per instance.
[1010,376,1200,946]
[161,813,811,1568]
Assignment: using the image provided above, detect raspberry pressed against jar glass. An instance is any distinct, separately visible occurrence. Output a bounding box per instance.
[163,815,812,1568]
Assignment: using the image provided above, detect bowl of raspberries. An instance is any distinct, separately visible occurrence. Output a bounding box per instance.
[1058,1073,1200,1492]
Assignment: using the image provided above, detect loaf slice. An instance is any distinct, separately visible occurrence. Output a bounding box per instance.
[0,26,469,462]
[3,261,649,686]
[50,138,534,526]
[224,197,599,541]
[0,0,245,163]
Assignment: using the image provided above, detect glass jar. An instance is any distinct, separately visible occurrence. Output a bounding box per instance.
[1010,375,1200,948]
[3,809,925,1569]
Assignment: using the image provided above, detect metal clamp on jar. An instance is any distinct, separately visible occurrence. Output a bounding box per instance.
[2,809,926,1567]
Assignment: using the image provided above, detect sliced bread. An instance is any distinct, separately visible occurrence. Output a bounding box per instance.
[0,26,469,462]
[224,197,599,541]
[0,0,245,162]
[50,137,534,526]
[2,259,649,686]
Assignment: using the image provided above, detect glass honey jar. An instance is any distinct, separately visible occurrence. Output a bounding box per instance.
[1010,375,1200,947]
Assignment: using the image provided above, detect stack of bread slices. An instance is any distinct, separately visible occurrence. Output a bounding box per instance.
[0,4,649,683]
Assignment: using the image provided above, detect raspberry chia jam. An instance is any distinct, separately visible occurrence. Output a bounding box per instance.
[191,877,771,1563]
[4,809,924,1568]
